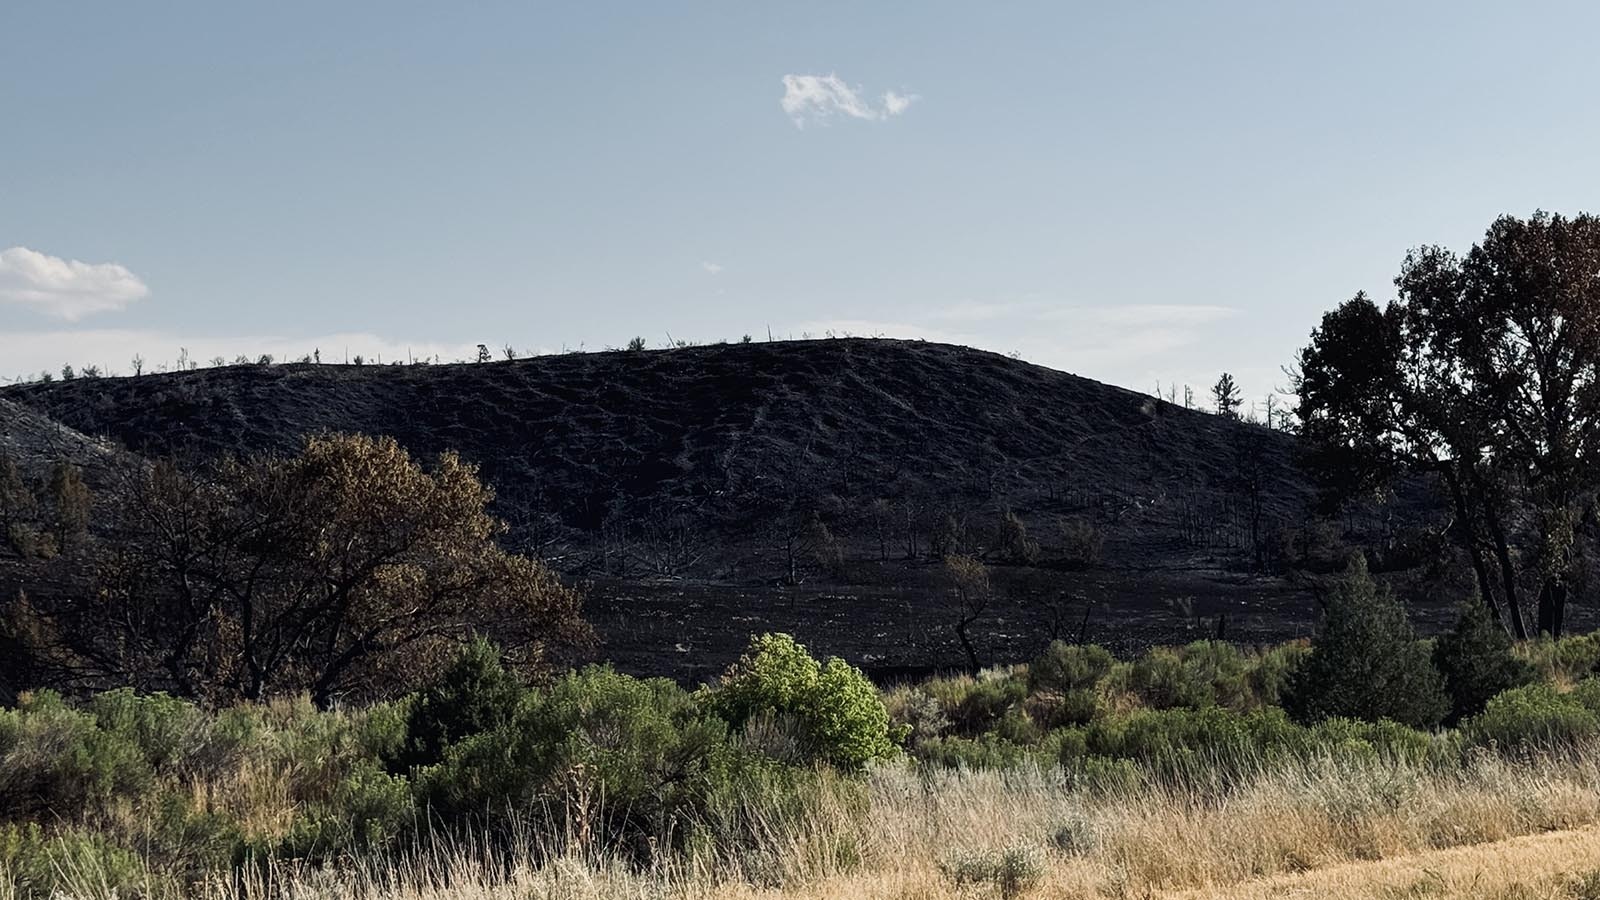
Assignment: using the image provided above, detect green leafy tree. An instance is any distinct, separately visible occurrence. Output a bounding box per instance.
[1432,598,1536,724]
[1283,557,1449,728]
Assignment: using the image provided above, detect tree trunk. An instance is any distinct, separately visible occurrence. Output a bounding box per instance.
[1536,578,1568,638]
[1472,474,1528,639]
[954,616,979,672]
[1441,468,1508,631]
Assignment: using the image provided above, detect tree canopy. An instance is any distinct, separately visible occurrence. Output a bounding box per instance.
[5,433,589,705]
[1296,211,1600,637]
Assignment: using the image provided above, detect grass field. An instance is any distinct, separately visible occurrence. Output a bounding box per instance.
[16,746,1594,900]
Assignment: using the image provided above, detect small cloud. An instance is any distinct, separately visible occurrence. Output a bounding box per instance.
[883,90,918,116]
[0,246,150,320]
[780,74,917,128]
[701,261,725,275]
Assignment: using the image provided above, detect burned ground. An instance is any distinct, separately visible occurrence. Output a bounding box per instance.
[0,338,1504,679]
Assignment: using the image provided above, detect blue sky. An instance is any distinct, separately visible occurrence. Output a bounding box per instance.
[4,2,1600,410]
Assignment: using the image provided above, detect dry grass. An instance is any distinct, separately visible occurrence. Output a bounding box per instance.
[60,746,1583,900]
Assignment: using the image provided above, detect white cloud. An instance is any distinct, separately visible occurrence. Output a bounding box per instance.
[882,90,917,116]
[701,261,724,275]
[780,74,917,128]
[0,246,150,320]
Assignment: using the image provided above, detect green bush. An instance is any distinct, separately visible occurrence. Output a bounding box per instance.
[1463,682,1600,751]
[277,761,412,858]
[1086,706,1258,764]
[392,639,523,771]
[1433,599,1536,724]
[704,633,898,769]
[882,687,949,746]
[0,692,154,819]
[0,823,167,900]
[88,690,205,773]
[420,666,740,845]
[1028,642,1114,694]
[1282,557,1448,728]
[948,676,1028,734]
[914,734,1038,769]
[1246,642,1309,708]
[1127,647,1213,710]
[1024,688,1099,728]
[1518,633,1600,684]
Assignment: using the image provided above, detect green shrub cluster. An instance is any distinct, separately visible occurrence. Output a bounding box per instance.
[1462,680,1600,751]
[0,690,410,898]
[10,611,1600,898]
[1282,557,1449,728]
[0,633,901,897]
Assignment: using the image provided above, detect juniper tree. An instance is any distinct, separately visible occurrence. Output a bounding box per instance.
[1283,556,1448,728]
[1432,596,1535,723]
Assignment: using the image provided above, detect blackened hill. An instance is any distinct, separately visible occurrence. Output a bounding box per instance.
[3,339,1325,676]
[2,339,1303,544]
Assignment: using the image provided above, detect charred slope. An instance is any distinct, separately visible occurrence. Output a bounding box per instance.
[1,339,1308,561]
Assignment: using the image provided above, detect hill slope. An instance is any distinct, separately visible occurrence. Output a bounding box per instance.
[1,339,1318,677]
[1,339,1303,537]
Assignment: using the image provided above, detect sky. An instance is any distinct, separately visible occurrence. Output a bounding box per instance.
[5,2,1600,411]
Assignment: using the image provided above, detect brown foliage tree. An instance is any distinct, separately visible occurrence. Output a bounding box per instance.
[9,434,588,705]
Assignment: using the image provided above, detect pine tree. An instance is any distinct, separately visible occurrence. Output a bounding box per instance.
[1212,372,1242,419]
[1283,556,1448,727]
[394,639,523,771]
[1432,597,1535,723]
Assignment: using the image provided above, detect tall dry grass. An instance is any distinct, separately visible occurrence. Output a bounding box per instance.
[20,745,1580,900]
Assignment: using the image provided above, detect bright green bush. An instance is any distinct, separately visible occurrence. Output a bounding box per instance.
[704,633,898,769]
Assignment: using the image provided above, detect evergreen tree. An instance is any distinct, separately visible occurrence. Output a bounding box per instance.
[1432,597,1535,723]
[1284,556,1448,728]
[394,639,524,771]
[1212,372,1242,419]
